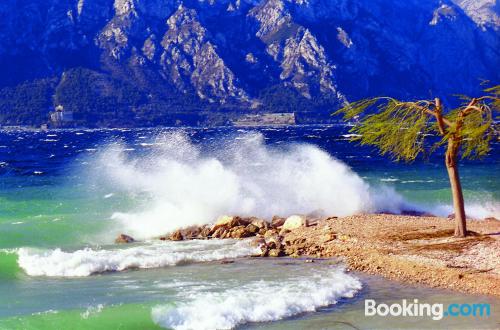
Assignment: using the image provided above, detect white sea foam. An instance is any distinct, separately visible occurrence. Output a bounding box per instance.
[80,304,104,319]
[429,200,500,220]
[17,240,260,277]
[87,132,406,240]
[152,266,362,330]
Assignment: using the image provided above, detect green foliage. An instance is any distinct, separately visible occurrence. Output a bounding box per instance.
[484,85,500,115]
[459,109,493,159]
[258,85,338,114]
[0,79,55,125]
[54,67,144,125]
[335,86,499,162]
[336,98,432,162]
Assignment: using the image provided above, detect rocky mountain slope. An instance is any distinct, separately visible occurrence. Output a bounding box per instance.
[0,0,498,126]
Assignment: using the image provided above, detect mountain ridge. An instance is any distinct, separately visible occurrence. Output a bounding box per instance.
[0,0,498,126]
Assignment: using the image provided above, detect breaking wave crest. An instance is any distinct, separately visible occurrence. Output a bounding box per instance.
[88,132,407,240]
[17,240,260,277]
[152,266,362,330]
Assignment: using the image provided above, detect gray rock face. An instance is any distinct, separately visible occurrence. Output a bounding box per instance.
[160,6,247,103]
[249,0,342,99]
[452,0,500,30]
[0,0,498,124]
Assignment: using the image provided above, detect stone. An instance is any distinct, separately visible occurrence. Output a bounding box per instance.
[251,219,268,230]
[170,230,183,241]
[182,226,200,239]
[212,215,242,233]
[199,225,212,238]
[115,234,135,244]
[282,215,307,231]
[279,228,290,236]
[260,246,269,257]
[213,215,237,229]
[211,227,225,238]
[265,235,282,250]
[320,232,337,243]
[339,234,350,242]
[219,229,230,239]
[268,249,284,257]
[245,223,260,234]
[263,229,278,238]
[271,216,286,228]
[250,237,266,247]
[230,226,251,239]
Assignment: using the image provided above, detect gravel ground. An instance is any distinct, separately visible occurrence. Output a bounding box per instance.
[280,214,500,296]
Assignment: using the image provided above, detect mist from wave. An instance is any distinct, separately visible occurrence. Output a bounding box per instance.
[82,132,410,240]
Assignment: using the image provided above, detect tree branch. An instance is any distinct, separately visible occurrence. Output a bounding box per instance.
[459,98,479,117]
[434,98,446,135]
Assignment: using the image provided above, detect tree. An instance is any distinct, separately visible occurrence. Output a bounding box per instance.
[335,86,499,237]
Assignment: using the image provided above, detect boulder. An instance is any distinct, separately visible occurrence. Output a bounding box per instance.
[182,226,200,239]
[250,218,268,229]
[245,223,260,234]
[263,228,278,238]
[212,215,241,232]
[220,229,230,239]
[271,216,286,228]
[260,245,269,257]
[230,226,252,239]
[279,228,291,236]
[115,234,135,244]
[199,225,212,238]
[265,234,282,250]
[268,249,284,257]
[170,230,184,241]
[212,227,225,238]
[282,215,307,231]
[250,237,266,247]
[238,217,254,226]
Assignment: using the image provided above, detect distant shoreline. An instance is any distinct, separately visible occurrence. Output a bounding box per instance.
[0,122,344,132]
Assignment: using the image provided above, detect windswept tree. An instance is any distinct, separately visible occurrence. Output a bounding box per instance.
[336,86,499,237]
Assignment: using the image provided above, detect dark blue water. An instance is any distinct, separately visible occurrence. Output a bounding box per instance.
[1,125,498,194]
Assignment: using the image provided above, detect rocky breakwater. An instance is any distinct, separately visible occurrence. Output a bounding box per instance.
[161,215,310,258]
[116,214,325,258]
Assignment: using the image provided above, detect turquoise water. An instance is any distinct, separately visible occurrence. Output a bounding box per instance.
[0,126,498,329]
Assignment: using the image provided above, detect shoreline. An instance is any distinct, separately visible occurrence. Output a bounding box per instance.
[278,214,500,297]
[153,214,500,297]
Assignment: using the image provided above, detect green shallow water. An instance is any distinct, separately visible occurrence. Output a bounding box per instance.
[0,258,498,330]
[0,304,161,330]
[0,251,18,280]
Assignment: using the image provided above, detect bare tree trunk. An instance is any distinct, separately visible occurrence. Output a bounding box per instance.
[445,141,467,237]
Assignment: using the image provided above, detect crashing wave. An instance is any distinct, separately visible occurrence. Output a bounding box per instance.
[17,239,260,277]
[152,266,362,330]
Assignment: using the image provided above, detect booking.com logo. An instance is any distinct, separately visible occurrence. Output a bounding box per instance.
[365,299,491,321]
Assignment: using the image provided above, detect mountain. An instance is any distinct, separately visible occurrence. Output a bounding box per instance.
[0,0,498,127]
